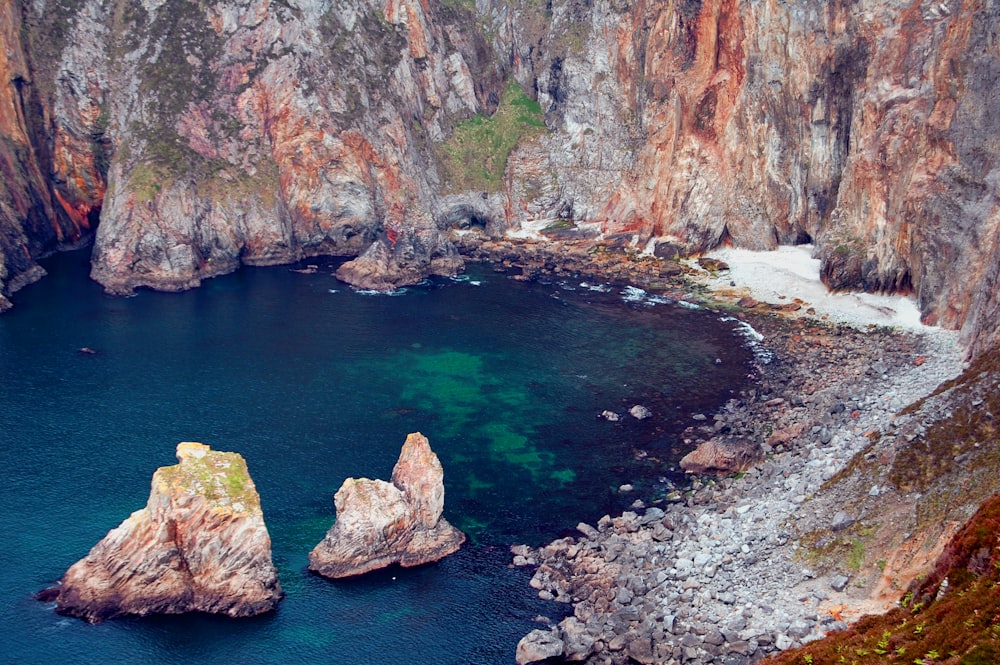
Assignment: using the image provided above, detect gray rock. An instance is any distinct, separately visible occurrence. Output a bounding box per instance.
[831,510,855,531]
[830,574,850,592]
[559,617,596,661]
[516,629,564,665]
[626,637,655,664]
[787,619,814,639]
[577,522,600,539]
[630,405,653,420]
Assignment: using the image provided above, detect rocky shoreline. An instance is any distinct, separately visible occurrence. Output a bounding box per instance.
[453,234,966,664]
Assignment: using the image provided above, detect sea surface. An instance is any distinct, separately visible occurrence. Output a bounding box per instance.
[0,250,753,664]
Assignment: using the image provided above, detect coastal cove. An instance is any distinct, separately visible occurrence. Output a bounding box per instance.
[0,250,753,665]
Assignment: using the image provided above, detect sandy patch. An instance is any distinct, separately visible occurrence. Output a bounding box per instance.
[690,245,929,330]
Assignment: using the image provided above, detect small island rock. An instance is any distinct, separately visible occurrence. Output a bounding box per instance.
[308,432,465,578]
[47,442,283,622]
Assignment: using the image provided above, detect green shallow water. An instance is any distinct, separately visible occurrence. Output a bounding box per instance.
[0,251,752,664]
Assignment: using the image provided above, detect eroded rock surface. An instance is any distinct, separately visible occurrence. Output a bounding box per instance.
[1,0,999,350]
[309,432,465,578]
[47,442,282,623]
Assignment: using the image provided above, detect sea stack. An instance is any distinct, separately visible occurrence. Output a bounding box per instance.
[309,432,466,578]
[46,442,283,622]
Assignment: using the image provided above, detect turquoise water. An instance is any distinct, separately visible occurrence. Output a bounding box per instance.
[0,251,751,664]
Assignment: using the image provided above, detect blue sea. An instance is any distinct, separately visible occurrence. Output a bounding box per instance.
[0,250,752,664]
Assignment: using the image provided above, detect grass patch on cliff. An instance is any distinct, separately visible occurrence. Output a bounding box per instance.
[436,80,546,193]
[159,451,260,512]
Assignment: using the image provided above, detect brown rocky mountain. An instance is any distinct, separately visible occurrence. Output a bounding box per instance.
[1,0,997,355]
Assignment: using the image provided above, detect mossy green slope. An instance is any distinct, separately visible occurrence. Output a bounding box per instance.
[155,443,261,513]
[436,80,546,193]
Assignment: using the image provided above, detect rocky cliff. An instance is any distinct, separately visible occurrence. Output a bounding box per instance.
[1,0,998,354]
[309,432,465,578]
[45,442,283,622]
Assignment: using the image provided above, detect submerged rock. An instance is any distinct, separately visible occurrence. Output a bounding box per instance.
[629,404,653,420]
[308,432,465,578]
[47,442,283,622]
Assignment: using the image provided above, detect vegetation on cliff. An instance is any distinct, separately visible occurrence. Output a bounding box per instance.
[436,80,546,193]
[770,493,1000,665]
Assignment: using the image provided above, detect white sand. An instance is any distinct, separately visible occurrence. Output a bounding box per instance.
[692,245,931,330]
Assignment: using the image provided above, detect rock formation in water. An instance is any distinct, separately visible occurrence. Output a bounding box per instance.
[1,0,999,355]
[44,442,283,623]
[309,432,465,578]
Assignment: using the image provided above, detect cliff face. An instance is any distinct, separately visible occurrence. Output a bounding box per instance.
[1,0,998,353]
[485,0,999,353]
[48,442,283,622]
[84,0,501,294]
[0,0,97,309]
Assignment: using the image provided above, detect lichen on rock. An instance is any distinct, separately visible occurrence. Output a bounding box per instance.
[45,442,283,623]
[308,432,466,578]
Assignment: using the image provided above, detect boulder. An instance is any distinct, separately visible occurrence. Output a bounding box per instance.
[516,628,564,664]
[679,437,765,475]
[830,574,850,592]
[559,616,596,661]
[47,442,283,622]
[831,510,856,531]
[308,432,465,578]
[629,405,653,420]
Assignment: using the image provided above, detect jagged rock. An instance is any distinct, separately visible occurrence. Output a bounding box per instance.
[308,432,465,578]
[559,616,597,661]
[46,442,282,623]
[516,628,564,665]
[680,437,765,475]
[335,227,465,291]
[626,636,655,664]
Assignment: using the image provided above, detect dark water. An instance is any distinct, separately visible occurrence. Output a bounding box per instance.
[0,250,752,664]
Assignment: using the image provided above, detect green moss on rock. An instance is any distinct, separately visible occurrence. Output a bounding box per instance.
[156,443,261,513]
[436,80,547,193]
